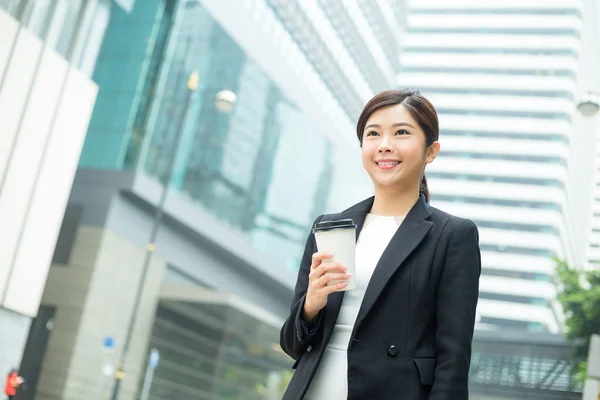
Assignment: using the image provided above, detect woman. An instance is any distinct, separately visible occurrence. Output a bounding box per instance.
[280,90,481,400]
[4,369,22,400]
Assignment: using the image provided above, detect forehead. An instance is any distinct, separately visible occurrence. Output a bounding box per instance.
[366,104,417,127]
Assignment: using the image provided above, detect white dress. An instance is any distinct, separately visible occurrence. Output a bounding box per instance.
[304,214,404,399]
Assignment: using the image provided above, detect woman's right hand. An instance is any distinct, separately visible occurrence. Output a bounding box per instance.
[302,251,351,323]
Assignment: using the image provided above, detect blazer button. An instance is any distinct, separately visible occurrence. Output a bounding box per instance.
[307,345,313,353]
[387,345,398,357]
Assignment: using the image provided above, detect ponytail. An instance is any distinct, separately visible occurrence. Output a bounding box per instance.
[419,174,429,203]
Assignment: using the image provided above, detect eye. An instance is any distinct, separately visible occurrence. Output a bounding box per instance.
[396,130,409,135]
[365,130,379,137]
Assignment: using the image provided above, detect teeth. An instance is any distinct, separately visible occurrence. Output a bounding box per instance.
[378,161,399,166]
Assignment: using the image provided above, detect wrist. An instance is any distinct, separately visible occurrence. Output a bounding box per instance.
[302,300,319,324]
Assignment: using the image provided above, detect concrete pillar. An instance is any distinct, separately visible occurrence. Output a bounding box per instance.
[583,334,600,400]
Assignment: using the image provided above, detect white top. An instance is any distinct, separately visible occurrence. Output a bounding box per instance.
[305,214,404,399]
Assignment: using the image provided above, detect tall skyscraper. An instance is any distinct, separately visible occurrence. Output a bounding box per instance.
[399,0,600,333]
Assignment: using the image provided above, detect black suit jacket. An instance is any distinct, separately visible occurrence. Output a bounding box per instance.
[280,196,481,400]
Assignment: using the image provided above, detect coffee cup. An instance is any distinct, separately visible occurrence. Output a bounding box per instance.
[313,219,357,291]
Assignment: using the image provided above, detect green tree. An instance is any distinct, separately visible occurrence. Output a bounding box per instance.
[554,257,600,381]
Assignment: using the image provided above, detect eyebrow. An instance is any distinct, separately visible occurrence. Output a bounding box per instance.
[365,122,416,130]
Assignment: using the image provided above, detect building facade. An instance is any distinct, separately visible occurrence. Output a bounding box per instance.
[0,0,118,380]
[14,0,404,399]
[589,141,600,269]
[399,0,600,333]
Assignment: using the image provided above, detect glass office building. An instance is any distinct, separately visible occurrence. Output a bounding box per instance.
[78,1,362,272]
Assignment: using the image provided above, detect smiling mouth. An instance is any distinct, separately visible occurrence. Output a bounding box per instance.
[376,160,400,170]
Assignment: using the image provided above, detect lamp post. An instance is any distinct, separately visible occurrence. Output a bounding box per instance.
[577,92,600,117]
[109,72,236,400]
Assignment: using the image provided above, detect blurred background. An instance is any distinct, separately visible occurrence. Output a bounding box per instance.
[0,0,599,399]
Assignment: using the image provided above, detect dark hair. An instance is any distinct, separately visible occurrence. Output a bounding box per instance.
[356,89,439,203]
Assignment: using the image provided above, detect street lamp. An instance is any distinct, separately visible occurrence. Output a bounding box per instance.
[109,72,236,400]
[577,91,600,117]
[215,89,237,113]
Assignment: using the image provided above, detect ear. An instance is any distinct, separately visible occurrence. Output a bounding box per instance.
[425,141,440,164]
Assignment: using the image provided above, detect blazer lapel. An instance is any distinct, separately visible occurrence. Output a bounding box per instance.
[322,197,374,339]
[351,197,433,337]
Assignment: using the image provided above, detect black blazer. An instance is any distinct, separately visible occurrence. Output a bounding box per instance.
[280,196,481,400]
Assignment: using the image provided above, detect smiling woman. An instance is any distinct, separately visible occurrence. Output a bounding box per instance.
[280,89,481,400]
[357,90,440,207]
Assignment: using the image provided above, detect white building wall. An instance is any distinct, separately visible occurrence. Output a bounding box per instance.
[0,7,98,373]
[582,0,600,271]
[401,0,599,333]
[589,174,600,268]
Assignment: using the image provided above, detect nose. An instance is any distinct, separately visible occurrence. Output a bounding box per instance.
[377,136,393,153]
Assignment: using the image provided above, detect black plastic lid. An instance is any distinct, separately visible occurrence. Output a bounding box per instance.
[313,218,356,233]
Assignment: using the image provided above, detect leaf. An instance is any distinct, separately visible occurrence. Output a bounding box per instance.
[554,257,599,381]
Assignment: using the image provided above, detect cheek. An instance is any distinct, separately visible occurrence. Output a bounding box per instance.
[361,143,374,164]
[399,141,427,163]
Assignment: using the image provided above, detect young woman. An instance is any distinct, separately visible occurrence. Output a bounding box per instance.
[280,90,481,400]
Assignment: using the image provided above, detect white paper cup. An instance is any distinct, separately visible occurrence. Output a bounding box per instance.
[313,219,357,291]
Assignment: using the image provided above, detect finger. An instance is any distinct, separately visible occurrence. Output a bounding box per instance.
[323,281,348,294]
[316,262,347,275]
[309,260,335,280]
[311,251,333,269]
[320,272,351,286]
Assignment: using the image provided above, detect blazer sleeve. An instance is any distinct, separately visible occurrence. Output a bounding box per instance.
[280,215,325,361]
[430,218,481,400]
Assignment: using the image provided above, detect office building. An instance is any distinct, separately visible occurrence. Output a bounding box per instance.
[399,0,600,333]
[0,0,121,381]
[13,1,404,399]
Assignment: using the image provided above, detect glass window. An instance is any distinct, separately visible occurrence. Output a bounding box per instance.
[71,0,111,77]
[481,268,552,282]
[472,220,557,234]
[411,8,581,17]
[441,129,569,144]
[480,244,552,257]
[22,0,55,38]
[400,66,575,78]
[0,0,27,19]
[441,151,566,165]
[435,107,571,121]
[45,0,85,57]
[478,291,548,306]
[433,194,561,212]
[403,47,576,57]
[408,27,580,38]
[427,171,564,188]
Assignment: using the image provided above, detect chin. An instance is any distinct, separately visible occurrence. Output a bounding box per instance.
[372,177,401,188]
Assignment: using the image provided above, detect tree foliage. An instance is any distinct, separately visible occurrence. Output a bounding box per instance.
[554,257,600,380]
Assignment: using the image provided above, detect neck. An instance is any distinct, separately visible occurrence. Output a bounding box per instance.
[370,185,420,216]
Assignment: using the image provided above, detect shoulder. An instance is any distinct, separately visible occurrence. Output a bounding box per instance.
[428,205,478,238]
[312,196,374,226]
